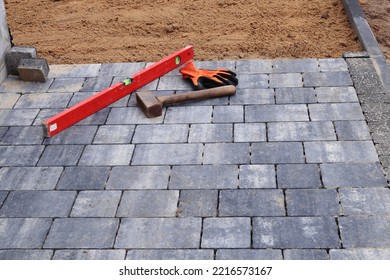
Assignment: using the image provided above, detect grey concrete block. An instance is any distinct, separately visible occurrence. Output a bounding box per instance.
[164,106,213,124]
[6,46,37,75]
[107,166,170,190]
[170,165,238,190]
[334,121,371,140]
[321,163,387,188]
[57,166,110,190]
[0,191,8,208]
[37,145,84,166]
[315,87,358,103]
[251,142,305,164]
[99,62,145,77]
[275,88,317,104]
[273,59,319,73]
[319,58,348,72]
[1,126,44,145]
[236,60,273,73]
[339,216,390,248]
[107,107,164,125]
[203,143,250,164]
[0,109,39,126]
[202,218,251,248]
[17,58,49,82]
[303,71,353,87]
[0,76,53,93]
[115,218,202,249]
[49,64,101,78]
[48,78,85,93]
[15,92,72,109]
[284,249,329,260]
[216,249,283,260]
[0,218,52,249]
[230,89,274,105]
[239,165,276,189]
[253,217,340,248]
[178,190,218,217]
[0,145,44,166]
[189,124,232,143]
[132,144,203,165]
[116,190,179,217]
[0,250,53,260]
[269,73,303,88]
[44,126,98,145]
[234,123,266,142]
[277,164,322,189]
[286,189,340,216]
[80,76,112,92]
[0,93,20,109]
[0,191,76,218]
[236,74,268,89]
[339,188,390,215]
[245,105,309,122]
[158,75,193,90]
[79,144,134,166]
[132,124,188,143]
[126,249,213,260]
[93,125,135,144]
[309,103,365,121]
[213,105,244,123]
[53,250,126,260]
[219,189,285,216]
[268,121,336,141]
[70,191,122,217]
[330,249,390,260]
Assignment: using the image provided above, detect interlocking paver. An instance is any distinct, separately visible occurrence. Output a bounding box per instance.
[48,78,85,93]
[0,191,8,207]
[0,109,39,126]
[93,125,135,144]
[213,105,244,123]
[38,145,84,166]
[303,71,353,87]
[203,143,250,164]
[49,64,101,78]
[99,62,145,76]
[339,188,390,215]
[53,250,126,260]
[126,250,213,260]
[189,124,232,143]
[0,250,53,260]
[1,126,44,145]
[132,124,188,143]
[229,89,274,105]
[236,60,273,73]
[334,121,372,140]
[269,73,303,88]
[236,74,268,89]
[178,190,218,217]
[70,191,122,217]
[268,121,336,141]
[239,165,276,189]
[43,125,98,145]
[14,92,73,109]
[319,58,349,72]
[277,164,322,189]
[245,104,309,122]
[234,123,266,142]
[216,249,283,260]
[0,145,44,166]
[164,106,213,124]
[107,107,164,125]
[309,103,365,121]
[57,166,110,190]
[273,59,319,73]
[315,87,358,103]
[79,144,134,166]
[284,249,329,260]
[330,249,390,260]
[275,88,316,104]
[0,93,20,109]
[80,76,112,92]
[251,142,305,164]
[0,127,7,140]
[0,76,53,93]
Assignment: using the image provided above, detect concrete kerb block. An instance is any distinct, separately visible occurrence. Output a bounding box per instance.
[18,58,50,82]
[6,46,37,75]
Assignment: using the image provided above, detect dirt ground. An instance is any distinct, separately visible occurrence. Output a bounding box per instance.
[3,0,386,64]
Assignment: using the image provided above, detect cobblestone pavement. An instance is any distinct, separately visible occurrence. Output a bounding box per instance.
[0,55,389,260]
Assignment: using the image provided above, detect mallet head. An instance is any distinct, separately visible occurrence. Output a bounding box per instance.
[136,91,163,118]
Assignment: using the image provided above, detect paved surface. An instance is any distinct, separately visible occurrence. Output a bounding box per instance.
[0,55,389,260]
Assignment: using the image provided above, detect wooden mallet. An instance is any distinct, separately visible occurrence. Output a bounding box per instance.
[136,85,236,117]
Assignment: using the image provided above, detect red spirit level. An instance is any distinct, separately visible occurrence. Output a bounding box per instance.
[43,45,194,137]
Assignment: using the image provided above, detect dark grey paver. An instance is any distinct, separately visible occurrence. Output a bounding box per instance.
[0,109,39,126]
[44,218,119,249]
[107,166,170,190]
[0,93,20,109]
[189,124,232,143]
[303,71,353,87]
[286,189,340,216]
[219,189,285,216]
[251,142,305,164]
[268,121,336,141]
[239,165,276,189]
[273,59,319,73]
[53,250,126,260]
[334,121,372,140]
[38,145,84,166]
[93,125,135,144]
[79,144,134,166]
[236,74,268,89]
[43,125,98,145]
[70,191,122,217]
[321,163,387,188]
[339,188,390,215]
[0,191,8,207]
[14,92,73,109]
[319,58,348,72]
[0,127,7,140]
[275,88,317,104]
[49,64,101,78]
[277,164,322,189]
[216,249,283,260]
[203,143,250,164]
[213,106,244,123]
[330,249,390,260]
[80,76,112,92]
[164,106,213,124]
[269,73,303,88]
[284,249,329,260]
[309,103,365,121]
[339,216,390,248]
[170,165,238,190]
[0,250,53,260]
[0,146,44,166]
[202,218,251,248]
[132,124,188,143]
[116,190,179,217]
[0,218,52,249]
[126,250,213,260]
[245,104,309,122]
[158,75,193,90]
[115,218,201,249]
[48,78,85,93]
[178,190,218,217]
[0,126,44,145]
[234,123,266,142]
[99,62,145,76]
[107,107,164,125]
[253,217,340,248]
[236,60,273,73]
[132,144,203,165]
[57,166,110,190]
[0,76,53,93]
[0,191,76,217]
[315,87,358,103]
[229,89,274,105]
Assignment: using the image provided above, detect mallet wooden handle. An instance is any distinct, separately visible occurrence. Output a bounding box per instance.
[158,85,236,106]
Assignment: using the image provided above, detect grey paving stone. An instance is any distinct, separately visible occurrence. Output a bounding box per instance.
[309,103,365,121]
[14,92,73,109]
[79,144,134,166]
[236,74,268,89]
[219,189,285,216]
[38,145,84,166]
[216,249,283,260]
[0,93,20,109]
[194,60,236,70]
[70,191,122,217]
[53,250,126,260]
[0,191,8,208]
[0,250,53,260]
[203,143,250,164]
[0,191,76,218]
[305,141,379,163]
[253,217,340,249]
[251,142,305,164]
[339,188,390,215]
[170,165,238,190]
[115,218,202,249]
[44,218,119,249]
[268,121,336,141]
[107,166,170,190]
[48,78,85,93]
[236,60,273,73]
[44,125,98,145]
[334,121,372,140]
[321,163,387,188]
[1,126,44,145]
[0,167,63,190]
[284,249,329,260]
[286,189,340,216]
[189,124,232,143]
[164,106,213,124]
[80,76,112,92]
[178,190,218,217]
[49,64,101,78]
[239,165,276,189]
[93,125,135,144]
[234,123,266,142]
[0,218,52,249]
[0,145,44,166]
[126,249,214,260]
[245,105,309,122]
[315,87,358,103]
[158,75,193,90]
[277,164,322,189]
[273,59,319,73]
[303,71,353,87]
[339,216,390,248]
[230,89,274,105]
[0,127,7,140]
[57,166,110,190]
[116,190,179,217]
[269,73,303,88]
[213,105,244,123]
[99,62,145,77]
[319,58,349,72]
[330,249,390,260]
[132,124,188,143]
[0,76,53,93]
[107,107,164,125]
[202,218,251,248]
[0,109,39,126]
[132,144,202,165]
[33,108,63,126]
[275,88,317,104]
